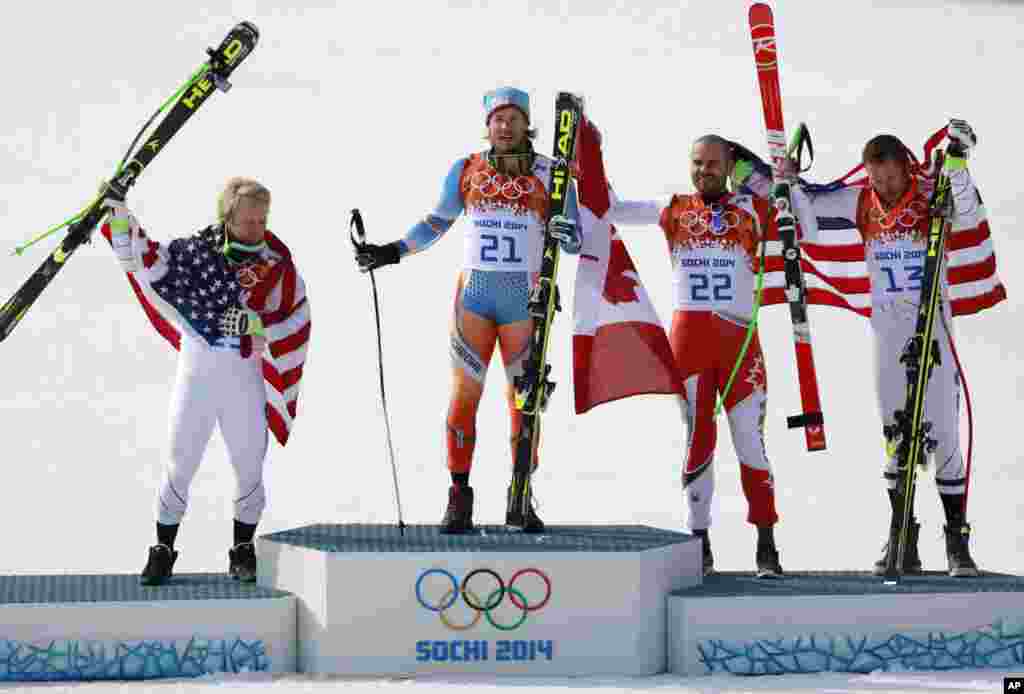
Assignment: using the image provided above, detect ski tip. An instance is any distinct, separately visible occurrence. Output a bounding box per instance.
[237,21,260,43]
[749,2,773,23]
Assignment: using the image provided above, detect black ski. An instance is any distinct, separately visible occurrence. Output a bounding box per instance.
[506,92,584,532]
[882,146,958,583]
[0,22,259,342]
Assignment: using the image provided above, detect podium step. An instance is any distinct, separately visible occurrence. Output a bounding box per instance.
[0,573,296,681]
[669,570,1024,675]
[258,523,702,676]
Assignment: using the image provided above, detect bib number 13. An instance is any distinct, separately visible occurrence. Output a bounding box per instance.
[690,272,733,301]
[881,264,923,293]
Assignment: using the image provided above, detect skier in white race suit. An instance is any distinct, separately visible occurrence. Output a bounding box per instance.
[738,119,999,576]
[100,177,310,585]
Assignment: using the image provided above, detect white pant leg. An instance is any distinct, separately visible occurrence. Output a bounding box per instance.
[157,343,218,525]
[217,351,270,525]
[873,303,964,492]
[929,313,965,494]
[727,390,771,472]
[679,386,715,532]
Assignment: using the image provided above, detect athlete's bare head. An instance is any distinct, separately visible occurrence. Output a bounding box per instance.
[863,135,912,207]
[691,135,735,198]
[219,177,270,245]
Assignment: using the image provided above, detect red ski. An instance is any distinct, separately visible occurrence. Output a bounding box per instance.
[749,2,827,452]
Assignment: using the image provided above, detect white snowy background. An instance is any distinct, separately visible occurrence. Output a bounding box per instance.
[0,0,1019,692]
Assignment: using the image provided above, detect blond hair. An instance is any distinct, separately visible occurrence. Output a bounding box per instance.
[217,177,271,222]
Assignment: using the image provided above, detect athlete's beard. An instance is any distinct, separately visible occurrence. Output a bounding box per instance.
[489,143,535,177]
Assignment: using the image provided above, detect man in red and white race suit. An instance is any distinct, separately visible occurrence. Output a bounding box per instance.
[594,134,782,578]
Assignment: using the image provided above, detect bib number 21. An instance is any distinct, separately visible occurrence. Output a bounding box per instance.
[481,234,523,264]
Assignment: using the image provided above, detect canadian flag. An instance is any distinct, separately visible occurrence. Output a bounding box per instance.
[572,117,682,414]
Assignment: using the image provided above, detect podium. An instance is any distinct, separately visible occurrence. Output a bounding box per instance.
[257,523,702,675]
[0,573,295,681]
[668,570,1024,675]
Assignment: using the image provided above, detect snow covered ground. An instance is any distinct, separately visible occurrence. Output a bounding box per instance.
[0,0,1020,691]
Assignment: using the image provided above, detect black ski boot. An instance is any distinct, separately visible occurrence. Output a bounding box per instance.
[441,484,474,534]
[229,541,258,582]
[873,520,922,576]
[944,522,979,577]
[506,484,544,534]
[140,544,178,586]
[755,525,783,579]
[693,528,714,576]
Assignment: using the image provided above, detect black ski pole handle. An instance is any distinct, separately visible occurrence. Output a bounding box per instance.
[349,208,367,251]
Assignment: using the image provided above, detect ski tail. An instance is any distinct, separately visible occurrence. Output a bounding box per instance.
[748,2,827,452]
[0,22,259,343]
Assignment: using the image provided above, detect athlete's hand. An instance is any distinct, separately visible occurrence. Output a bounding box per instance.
[102,195,139,273]
[355,241,402,273]
[778,157,799,179]
[219,307,264,337]
[548,215,581,254]
[947,118,977,158]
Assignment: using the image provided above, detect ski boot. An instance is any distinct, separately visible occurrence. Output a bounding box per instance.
[944,522,979,577]
[692,528,714,576]
[755,525,783,579]
[872,520,922,576]
[229,541,258,583]
[506,483,544,534]
[441,484,474,534]
[140,544,178,586]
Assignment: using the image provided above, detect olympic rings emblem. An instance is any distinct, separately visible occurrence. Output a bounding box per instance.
[870,199,929,230]
[235,261,270,289]
[415,567,552,631]
[467,172,537,201]
[679,205,741,237]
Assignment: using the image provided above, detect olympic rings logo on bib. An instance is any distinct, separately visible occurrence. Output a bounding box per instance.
[870,199,929,230]
[680,205,741,237]
[236,261,270,289]
[467,172,537,201]
[415,567,552,631]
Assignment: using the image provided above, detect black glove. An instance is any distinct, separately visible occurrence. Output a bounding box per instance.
[355,241,402,273]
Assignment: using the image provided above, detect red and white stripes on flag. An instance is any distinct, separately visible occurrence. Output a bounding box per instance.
[757,127,1006,318]
[102,226,310,446]
[572,117,682,414]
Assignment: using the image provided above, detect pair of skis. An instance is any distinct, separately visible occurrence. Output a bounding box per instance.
[881,153,956,583]
[748,2,828,453]
[0,22,259,342]
[507,92,584,532]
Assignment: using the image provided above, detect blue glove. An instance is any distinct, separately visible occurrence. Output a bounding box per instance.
[548,215,581,254]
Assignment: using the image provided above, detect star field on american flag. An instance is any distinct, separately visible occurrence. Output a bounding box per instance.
[150,227,245,344]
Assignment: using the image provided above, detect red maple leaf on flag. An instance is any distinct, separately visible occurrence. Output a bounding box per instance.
[603,233,641,305]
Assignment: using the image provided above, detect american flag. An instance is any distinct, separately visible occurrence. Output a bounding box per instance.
[741,126,1006,318]
[101,223,311,445]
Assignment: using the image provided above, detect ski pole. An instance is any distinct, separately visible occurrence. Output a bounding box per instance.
[350,209,406,535]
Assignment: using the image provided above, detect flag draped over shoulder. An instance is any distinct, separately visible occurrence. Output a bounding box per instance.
[101,225,310,446]
[748,126,1006,318]
[572,118,682,414]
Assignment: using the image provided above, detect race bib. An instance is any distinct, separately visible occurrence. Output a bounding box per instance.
[672,247,753,314]
[869,239,928,303]
[463,211,541,272]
